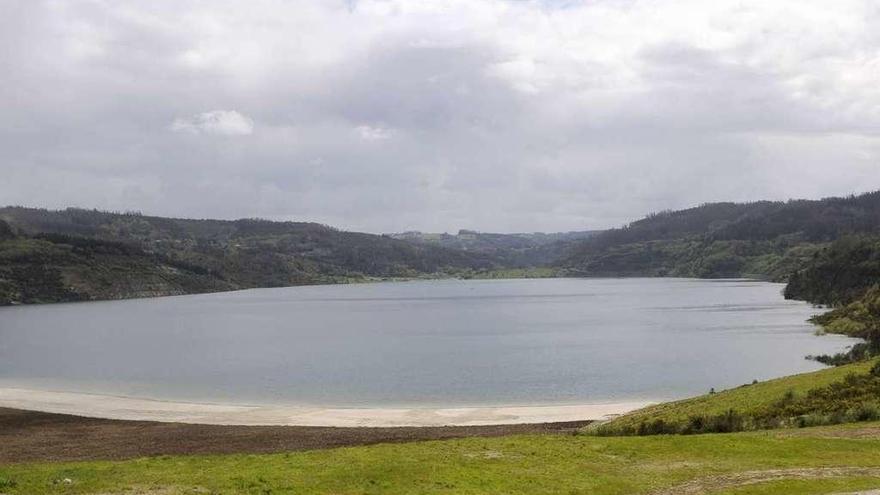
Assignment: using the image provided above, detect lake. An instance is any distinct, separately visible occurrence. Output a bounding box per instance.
[0,278,857,408]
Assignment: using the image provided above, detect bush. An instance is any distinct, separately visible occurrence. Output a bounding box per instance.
[708,409,745,433]
[849,402,880,422]
[795,414,830,428]
[684,415,706,433]
[637,419,676,435]
[775,389,797,407]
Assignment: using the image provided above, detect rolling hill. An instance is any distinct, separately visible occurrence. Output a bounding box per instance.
[0,207,499,305]
[387,229,600,267]
[559,191,880,280]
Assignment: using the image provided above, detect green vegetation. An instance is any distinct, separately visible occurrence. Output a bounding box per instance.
[561,191,880,280]
[804,287,880,365]
[812,287,880,340]
[785,236,880,305]
[711,477,880,495]
[0,234,234,304]
[0,207,502,305]
[781,238,880,364]
[561,237,823,280]
[462,266,561,279]
[589,359,880,436]
[389,229,598,267]
[3,422,880,494]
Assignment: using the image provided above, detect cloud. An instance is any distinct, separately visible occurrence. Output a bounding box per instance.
[1,1,879,233]
[355,125,393,141]
[171,110,255,136]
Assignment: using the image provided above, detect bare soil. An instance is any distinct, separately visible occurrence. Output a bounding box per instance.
[0,407,589,464]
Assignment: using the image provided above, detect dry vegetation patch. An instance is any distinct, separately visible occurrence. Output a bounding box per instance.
[650,467,880,495]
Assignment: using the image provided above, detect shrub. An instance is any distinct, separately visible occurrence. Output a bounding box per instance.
[773,389,797,408]
[795,414,830,428]
[708,409,744,433]
[638,419,676,435]
[825,317,869,336]
[684,415,706,434]
[849,402,880,422]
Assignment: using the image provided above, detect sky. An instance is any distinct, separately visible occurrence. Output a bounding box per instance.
[2,0,879,233]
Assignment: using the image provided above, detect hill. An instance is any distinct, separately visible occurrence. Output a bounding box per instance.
[589,358,879,436]
[0,230,234,304]
[5,191,880,305]
[560,191,880,280]
[0,207,498,305]
[387,229,600,267]
[785,236,880,305]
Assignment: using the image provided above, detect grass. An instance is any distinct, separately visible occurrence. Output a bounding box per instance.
[713,477,880,495]
[2,423,880,494]
[588,359,879,435]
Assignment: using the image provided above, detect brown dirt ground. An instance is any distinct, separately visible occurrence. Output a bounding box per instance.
[0,407,590,464]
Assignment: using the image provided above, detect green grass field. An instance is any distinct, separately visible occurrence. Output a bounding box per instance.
[1,422,880,494]
[589,359,879,435]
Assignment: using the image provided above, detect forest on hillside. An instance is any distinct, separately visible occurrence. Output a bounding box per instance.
[3,191,880,306]
[0,208,499,305]
[387,229,598,267]
[559,191,880,280]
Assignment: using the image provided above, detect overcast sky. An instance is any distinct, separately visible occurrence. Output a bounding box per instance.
[2,1,879,233]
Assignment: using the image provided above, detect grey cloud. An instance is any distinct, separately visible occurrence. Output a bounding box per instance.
[171,111,255,136]
[1,1,878,233]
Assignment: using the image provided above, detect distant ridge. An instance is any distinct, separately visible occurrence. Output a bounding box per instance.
[3,191,880,305]
[386,229,600,267]
[0,207,498,305]
[559,191,880,280]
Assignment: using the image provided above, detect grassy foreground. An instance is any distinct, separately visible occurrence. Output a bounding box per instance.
[2,422,880,494]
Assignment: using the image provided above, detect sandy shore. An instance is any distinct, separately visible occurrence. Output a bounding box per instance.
[0,387,651,427]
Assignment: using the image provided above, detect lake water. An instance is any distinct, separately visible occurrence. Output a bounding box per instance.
[0,278,857,408]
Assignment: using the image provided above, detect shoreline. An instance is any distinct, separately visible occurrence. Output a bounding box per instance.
[0,387,653,427]
[0,275,767,308]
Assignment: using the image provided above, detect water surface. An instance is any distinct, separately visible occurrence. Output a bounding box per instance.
[0,278,856,407]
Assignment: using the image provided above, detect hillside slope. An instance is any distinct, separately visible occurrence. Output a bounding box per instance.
[785,236,880,305]
[0,207,498,305]
[0,231,234,304]
[589,359,879,436]
[560,191,880,280]
[388,229,599,267]
[5,191,880,305]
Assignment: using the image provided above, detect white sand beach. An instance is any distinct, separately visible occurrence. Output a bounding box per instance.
[0,387,652,427]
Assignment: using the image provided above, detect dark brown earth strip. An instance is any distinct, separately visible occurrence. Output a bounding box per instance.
[0,407,590,464]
